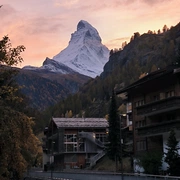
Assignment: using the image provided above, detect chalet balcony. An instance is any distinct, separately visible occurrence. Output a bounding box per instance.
[137,119,180,136]
[136,96,180,116]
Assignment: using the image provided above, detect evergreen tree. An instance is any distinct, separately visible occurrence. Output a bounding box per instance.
[165,129,180,176]
[106,90,121,170]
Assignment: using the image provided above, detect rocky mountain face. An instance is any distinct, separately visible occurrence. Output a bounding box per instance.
[53,20,109,78]
[23,20,109,78]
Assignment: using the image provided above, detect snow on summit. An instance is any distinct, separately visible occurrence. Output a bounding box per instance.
[53,20,109,78]
[23,20,109,78]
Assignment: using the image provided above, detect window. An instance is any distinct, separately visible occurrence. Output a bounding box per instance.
[135,99,145,107]
[142,120,146,126]
[64,134,78,152]
[127,102,132,113]
[136,120,146,128]
[166,90,175,98]
[167,113,175,121]
[153,94,160,101]
[135,122,138,128]
[96,133,107,143]
[137,140,146,151]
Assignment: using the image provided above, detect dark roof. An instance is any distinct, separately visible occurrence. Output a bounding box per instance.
[116,66,180,94]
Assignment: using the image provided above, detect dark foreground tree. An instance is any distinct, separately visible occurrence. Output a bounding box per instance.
[0,36,39,180]
[165,129,180,176]
[106,90,121,171]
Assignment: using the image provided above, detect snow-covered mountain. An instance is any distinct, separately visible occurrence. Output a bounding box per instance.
[23,20,109,78]
[23,57,77,74]
[53,20,109,77]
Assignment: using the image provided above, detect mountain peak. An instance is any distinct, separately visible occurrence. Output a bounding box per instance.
[22,20,109,78]
[69,20,102,44]
[77,20,89,30]
[77,20,97,33]
[52,20,109,78]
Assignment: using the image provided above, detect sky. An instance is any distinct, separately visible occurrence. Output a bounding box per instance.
[0,0,179,68]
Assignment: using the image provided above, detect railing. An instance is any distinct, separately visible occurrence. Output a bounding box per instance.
[137,119,180,136]
[89,150,106,167]
[78,132,104,148]
[136,96,180,116]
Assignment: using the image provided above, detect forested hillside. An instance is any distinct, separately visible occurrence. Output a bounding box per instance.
[45,22,180,122]
[14,69,90,110]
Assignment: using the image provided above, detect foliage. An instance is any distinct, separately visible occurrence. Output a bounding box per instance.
[0,36,25,66]
[165,129,180,176]
[106,91,121,161]
[140,151,163,175]
[0,36,39,179]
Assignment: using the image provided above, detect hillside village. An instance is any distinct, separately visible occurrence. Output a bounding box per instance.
[43,65,180,176]
[1,17,180,179]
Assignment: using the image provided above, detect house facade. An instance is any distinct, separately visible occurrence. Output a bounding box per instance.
[117,66,180,171]
[43,118,108,170]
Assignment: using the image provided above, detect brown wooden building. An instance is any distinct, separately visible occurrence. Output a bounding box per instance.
[117,66,180,171]
[43,118,108,170]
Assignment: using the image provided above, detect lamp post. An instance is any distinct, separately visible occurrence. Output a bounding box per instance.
[51,141,55,180]
[120,114,126,180]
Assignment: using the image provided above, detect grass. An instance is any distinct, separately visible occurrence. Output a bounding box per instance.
[92,155,133,173]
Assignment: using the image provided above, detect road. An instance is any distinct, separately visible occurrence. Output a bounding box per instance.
[26,169,179,180]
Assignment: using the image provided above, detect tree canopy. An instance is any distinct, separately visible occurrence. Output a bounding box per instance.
[0,36,39,180]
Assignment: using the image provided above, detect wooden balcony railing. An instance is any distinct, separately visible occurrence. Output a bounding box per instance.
[136,96,180,116]
[137,119,180,136]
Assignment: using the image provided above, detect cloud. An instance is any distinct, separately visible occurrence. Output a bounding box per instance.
[0,4,17,16]
[53,0,80,8]
[141,0,170,5]
[105,37,130,50]
[21,17,64,35]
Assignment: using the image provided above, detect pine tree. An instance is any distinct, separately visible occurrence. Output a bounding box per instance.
[165,129,180,176]
[106,90,121,171]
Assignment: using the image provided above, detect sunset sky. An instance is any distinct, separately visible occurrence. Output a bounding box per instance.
[0,0,179,68]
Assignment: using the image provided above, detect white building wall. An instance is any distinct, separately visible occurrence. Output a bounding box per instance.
[43,153,50,167]
[134,158,144,173]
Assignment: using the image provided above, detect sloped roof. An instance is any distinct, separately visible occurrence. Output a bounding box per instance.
[116,66,180,94]
[52,118,108,128]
